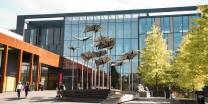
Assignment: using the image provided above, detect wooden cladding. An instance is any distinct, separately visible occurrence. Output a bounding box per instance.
[0,33,60,68]
[0,45,8,93]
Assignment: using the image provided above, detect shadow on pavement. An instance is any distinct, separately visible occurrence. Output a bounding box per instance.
[29,97,61,103]
[5,97,26,101]
[60,97,105,103]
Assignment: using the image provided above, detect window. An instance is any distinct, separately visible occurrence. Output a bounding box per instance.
[173,33,182,51]
[124,39,131,52]
[71,24,79,40]
[163,33,168,44]
[124,22,131,38]
[139,18,146,34]
[139,18,153,34]
[116,39,124,55]
[30,29,36,44]
[64,24,72,40]
[173,16,183,32]
[160,17,170,33]
[132,21,138,38]
[131,39,138,50]
[182,16,189,32]
[46,29,49,45]
[139,34,146,49]
[116,22,123,38]
[146,18,153,33]
[108,22,116,38]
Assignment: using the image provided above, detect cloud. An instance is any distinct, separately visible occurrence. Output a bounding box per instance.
[2,0,208,29]
[11,0,208,14]
[0,10,17,29]
[11,0,48,14]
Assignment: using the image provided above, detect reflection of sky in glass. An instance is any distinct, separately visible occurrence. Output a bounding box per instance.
[64,14,198,74]
[139,15,198,55]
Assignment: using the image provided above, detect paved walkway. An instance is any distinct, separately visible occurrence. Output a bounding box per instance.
[0,90,102,104]
[124,97,170,104]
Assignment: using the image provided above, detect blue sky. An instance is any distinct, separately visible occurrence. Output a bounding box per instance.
[0,0,207,29]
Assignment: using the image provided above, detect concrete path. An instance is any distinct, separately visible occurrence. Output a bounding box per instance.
[124,97,170,104]
[0,90,102,104]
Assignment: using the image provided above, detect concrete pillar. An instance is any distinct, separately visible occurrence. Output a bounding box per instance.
[16,49,23,85]
[29,54,34,85]
[102,69,104,89]
[0,45,8,93]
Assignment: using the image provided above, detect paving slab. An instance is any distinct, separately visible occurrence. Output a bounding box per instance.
[0,90,100,104]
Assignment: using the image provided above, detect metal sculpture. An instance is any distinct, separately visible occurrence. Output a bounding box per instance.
[95,55,112,66]
[95,36,116,50]
[92,50,107,57]
[84,24,103,33]
[68,46,79,52]
[81,51,94,62]
[118,50,138,61]
[73,36,91,41]
[83,24,103,89]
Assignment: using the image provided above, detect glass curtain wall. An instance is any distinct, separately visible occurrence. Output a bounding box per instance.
[64,13,198,90]
[64,14,139,75]
[138,14,198,54]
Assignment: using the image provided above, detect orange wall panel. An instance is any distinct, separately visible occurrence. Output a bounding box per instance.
[0,33,61,68]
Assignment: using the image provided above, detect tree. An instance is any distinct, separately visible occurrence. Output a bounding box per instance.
[139,25,172,93]
[172,5,208,91]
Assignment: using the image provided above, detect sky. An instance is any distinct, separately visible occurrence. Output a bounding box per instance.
[0,0,207,29]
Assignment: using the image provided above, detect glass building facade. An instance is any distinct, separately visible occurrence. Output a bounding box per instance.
[17,6,199,90]
[63,14,199,75]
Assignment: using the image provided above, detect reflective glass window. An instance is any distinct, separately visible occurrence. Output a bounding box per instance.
[132,21,138,38]
[124,39,131,52]
[173,16,182,32]
[116,22,123,38]
[109,15,116,22]
[146,18,153,33]
[71,24,79,40]
[69,40,79,57]
[64,24,72,40]
[101,22,108,36]
[101,15,109,23]
[163,33,168,44]
[108,22,116,38]
[65,17,72,24]
[124,14,131,22]
[94,16,101,24]
[173,32,182,51]
[124,22,131,38]
[139,34,146,49]
[72,17,79,24]
[78,23,85,36]
[116,15,124,22]
[63,40,71,57]
[160,17,170,33]
[139,18,146,34]
[116,39,124,55]
[131,39,138,50]
[182,16,189,32]
[45,29,48,45]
